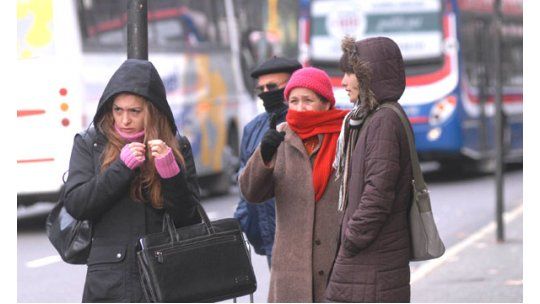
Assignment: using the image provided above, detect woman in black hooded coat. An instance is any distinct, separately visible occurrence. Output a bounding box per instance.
[63,59,201,302]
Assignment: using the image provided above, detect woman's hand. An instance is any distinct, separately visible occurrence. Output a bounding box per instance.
[260,113,285,163]
[120,142,146,169]
[149,139,181,178]
[129,142,146,161]
[147,139,169,158]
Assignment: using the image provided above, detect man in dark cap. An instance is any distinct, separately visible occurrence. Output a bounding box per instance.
[234,56,302,268]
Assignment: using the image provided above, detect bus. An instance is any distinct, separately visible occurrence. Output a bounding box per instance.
[17,0,84,206]
[17,0,287,207]
[301,0,523,171]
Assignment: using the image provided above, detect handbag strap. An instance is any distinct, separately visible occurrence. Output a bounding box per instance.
[196,203,215,234]
[162,203,215,242]
[378,103,427,191]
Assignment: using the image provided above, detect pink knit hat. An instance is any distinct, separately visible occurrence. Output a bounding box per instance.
[284,67,336,107]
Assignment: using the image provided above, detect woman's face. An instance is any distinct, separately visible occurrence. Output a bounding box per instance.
[112,93,146,134]
[288,88,330,112]
[341,72,360,103]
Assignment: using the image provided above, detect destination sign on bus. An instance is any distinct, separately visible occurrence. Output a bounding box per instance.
[310,0,443,62]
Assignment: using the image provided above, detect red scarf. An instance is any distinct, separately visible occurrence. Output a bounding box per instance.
[286,108,349,202]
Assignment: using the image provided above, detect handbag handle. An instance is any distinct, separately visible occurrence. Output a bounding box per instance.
[162,203,216,243]
[196,203,215,234]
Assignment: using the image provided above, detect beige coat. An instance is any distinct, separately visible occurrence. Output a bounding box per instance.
[239,123,341,302]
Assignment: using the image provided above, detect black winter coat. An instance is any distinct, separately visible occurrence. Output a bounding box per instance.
[63,59,201,302]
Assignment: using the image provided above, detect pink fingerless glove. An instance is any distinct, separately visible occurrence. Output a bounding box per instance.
[120,144,145,169]
[155,147,181,178]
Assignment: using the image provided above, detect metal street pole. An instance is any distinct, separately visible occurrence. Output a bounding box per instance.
[127,0,148,60]
[493,0,505,242]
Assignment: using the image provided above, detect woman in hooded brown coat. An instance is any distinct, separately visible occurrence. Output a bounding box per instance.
[325,37,413,303]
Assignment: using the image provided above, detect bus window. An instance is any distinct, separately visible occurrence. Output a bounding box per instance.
[234,0,300,98]
[78,0,230,52]
[461,8,523,90]
[235,0,298,60]
[78,0,125,51]
[501,22,523,88]
[461,15,493,90]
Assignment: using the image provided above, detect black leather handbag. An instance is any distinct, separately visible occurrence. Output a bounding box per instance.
[136,205,257,302]
[45,186,92,264]
[46,130,96,264]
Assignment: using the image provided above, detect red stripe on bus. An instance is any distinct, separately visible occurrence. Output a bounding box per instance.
[17,110,46,117]
[443,10,449,38]
[88,7,186,36]
[17,158,55,164]
[468,93,523,104]
[406,15,452,87]
[330,77,342,87]
[405,54,452,87]
[409,117,429,124]
[328,55,452,88]
[457,0,523,16]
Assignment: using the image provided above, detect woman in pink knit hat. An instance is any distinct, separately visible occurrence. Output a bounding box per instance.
[239,67,349,302]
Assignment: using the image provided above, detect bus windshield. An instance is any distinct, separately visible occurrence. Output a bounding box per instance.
[309,0,444,74]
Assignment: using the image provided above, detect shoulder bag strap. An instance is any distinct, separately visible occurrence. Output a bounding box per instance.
[81,127,98,175]
[378,103,427,191]
[350,108,378,149]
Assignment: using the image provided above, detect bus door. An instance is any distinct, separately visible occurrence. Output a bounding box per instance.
[460,14,493,156]
[459,0,523,163]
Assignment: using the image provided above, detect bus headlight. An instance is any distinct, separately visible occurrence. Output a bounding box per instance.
[427,127,442,141]
[429,95,457,126]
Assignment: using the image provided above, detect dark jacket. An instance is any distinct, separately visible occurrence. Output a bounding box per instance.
[233,108,286,256]
[325,37,413,303]
[63,59,201,302]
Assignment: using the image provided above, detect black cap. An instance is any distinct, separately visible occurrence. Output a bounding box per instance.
[250,56,302,78]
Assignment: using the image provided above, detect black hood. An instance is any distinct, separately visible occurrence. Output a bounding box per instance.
[93,59,177,134]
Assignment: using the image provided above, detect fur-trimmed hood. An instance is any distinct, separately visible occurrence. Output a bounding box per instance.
[341,36,406,105]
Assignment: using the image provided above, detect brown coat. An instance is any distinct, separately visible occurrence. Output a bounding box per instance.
[239,123,341,302]
[325,37,413,302]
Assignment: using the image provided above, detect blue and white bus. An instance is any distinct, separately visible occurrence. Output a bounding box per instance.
[301,0,522,171]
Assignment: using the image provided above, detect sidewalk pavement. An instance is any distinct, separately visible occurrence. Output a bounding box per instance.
[410,204,523,303]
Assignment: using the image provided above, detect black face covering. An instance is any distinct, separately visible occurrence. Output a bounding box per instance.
[258,88,288,113]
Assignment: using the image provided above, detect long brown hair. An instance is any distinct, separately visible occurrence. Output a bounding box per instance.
[97,95,185,208]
